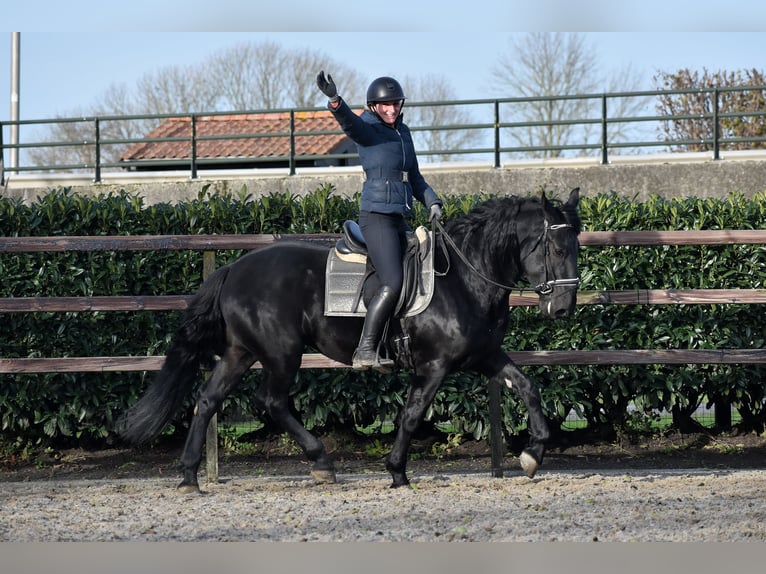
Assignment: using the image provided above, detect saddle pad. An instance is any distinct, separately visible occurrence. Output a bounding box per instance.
[324,226,435,317]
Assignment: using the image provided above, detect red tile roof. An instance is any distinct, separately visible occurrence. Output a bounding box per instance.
[120,111,354,162]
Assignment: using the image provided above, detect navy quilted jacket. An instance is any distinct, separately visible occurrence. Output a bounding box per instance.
[329,98,442,218]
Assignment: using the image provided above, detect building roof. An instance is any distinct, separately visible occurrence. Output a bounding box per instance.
[120,111,354,164]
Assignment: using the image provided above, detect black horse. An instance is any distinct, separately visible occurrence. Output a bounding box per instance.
[118,188,581,492]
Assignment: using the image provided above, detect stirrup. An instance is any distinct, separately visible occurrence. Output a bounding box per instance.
[372,355,395,374]
[352,344,378,370]
[371,337,396,373]
[352,347,395,373]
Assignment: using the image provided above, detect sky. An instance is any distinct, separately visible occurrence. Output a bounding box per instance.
[2,32,766,123]
[2,2,766,123]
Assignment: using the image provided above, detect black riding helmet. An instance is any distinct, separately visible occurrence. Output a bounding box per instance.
[366,76,406,106]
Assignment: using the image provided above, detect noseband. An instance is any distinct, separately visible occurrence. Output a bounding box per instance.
[527,220,580,296]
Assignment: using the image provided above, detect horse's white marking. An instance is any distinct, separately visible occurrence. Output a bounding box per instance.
[504,377,513,389]
[519,451,539,479]
[193,404,199,416]
[547,300,552,315]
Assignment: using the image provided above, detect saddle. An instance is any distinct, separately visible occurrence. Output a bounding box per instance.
[324,220,435,318]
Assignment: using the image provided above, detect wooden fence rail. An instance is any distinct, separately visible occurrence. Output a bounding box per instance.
[1,229,765,253]
[3,288,766,315]
[2,349,766,376]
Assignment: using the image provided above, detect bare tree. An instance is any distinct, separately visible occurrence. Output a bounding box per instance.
[25,40,464,171]
[27,66,222,173]
[205,42,366,110]
[403,74,483,163]
[206,41,288,110]
[654,68,766,152]
[26,108,99,173]
[134,64,220,115]
[287,48,366,109]
[491,32,649,159]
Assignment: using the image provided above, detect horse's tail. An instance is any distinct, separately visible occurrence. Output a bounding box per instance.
[117,265,230,445]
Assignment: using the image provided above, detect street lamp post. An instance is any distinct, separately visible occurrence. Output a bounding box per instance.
[10,32,21,171]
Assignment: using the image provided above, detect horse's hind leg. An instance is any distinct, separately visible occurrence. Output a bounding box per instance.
[177,346,254,493]
[256,366,337,483]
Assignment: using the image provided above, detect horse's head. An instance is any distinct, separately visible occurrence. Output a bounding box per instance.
[520,188,581,319]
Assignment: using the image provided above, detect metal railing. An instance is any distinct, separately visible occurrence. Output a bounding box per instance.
[2,84,766,184]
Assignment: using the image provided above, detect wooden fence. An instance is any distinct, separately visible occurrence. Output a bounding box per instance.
[2,230,766,479]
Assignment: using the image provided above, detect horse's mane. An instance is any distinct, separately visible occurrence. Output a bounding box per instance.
[444,196,525,274]
[443,194,580,275]
[447,194,581,237]
[446,197,522,245]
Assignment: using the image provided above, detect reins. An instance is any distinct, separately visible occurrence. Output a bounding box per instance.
[431,218,579,296]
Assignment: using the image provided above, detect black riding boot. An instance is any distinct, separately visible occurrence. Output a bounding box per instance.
[352,285,398,370]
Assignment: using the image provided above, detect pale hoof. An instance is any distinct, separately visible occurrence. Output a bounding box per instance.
[519,451,539,479]
[177,483,202,494]
[311,468,337,484]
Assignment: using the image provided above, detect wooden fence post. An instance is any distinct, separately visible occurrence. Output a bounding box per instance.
[202,251,219,484]
[488,379,504,478]
[715,400,732,431]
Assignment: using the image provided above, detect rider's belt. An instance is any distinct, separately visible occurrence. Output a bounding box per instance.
[362,169,409,182]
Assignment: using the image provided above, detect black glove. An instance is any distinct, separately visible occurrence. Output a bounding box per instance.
[316,71,339,102]
[429,203,443,223]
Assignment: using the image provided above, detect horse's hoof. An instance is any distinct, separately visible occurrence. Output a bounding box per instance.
[519,450,539,479]
[177,482,201,494]
[311,468,337,484]
[389,474,410,489]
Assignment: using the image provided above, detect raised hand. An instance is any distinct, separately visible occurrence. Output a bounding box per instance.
[316,71,338,101]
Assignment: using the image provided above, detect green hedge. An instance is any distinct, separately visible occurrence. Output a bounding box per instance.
[1,185,764,449]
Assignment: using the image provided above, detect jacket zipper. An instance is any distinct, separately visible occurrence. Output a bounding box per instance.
[395,127,411,211]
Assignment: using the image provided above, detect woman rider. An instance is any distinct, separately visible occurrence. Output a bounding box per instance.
[316,71,443,371]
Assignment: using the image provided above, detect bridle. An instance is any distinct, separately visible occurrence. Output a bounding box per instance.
[525,220,580,295]
[432,218,580,296]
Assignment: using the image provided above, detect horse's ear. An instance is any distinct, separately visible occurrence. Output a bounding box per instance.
[541,191,556,221]
[566,187,580,208]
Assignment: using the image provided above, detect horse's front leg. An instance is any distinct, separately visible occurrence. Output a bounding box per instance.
[481,351,549,478]
[386,369,446,488]
[178,348,253,493]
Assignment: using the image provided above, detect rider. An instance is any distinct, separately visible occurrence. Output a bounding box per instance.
[316,71,443,371]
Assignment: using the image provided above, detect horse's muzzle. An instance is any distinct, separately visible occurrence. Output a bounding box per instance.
[538,286,578,319]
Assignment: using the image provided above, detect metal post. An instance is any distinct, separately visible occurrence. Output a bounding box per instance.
[203,250,219,484]
[1,120,4,186]
[600,94,609,165]
[493,101,500,168]
[93,118,101,183]
[289,110,296,176]
[712,88,721,160]
[10,33,20,171]
[190,114,198,179]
